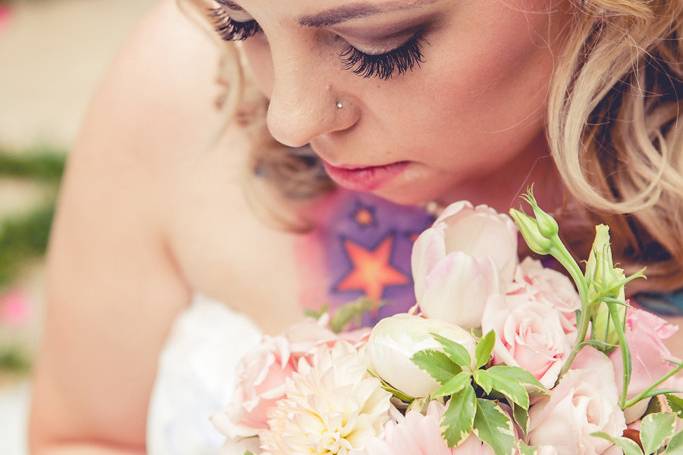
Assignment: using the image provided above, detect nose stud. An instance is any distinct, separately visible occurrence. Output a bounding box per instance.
[336,100,344,110]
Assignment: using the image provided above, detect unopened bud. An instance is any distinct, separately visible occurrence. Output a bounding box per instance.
[510,209,552,255]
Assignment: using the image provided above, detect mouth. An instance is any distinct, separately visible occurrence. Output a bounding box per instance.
[321,159,410,192]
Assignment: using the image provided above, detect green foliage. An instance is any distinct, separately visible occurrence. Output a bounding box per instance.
[0,146,65,183]
[0,347,31,374]
[474,369,493,394]
[441,384,476,448]
[511,401,529,436]
[641,412,676,454]
[367,369,415,403]
[411,350,461,385]
[0,147,65,290]
[431,332,472,369]
[0,202,55,288]
[473,398,516,455]
[668,394,683,418]
[475,330,495,369]
[666,430,683,454]
[410,332,548,451]
[329,297,377,333]
[591,432,643,455]
[433,371,471,398]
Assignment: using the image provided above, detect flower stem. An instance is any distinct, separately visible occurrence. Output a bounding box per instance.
[624,362,683,409]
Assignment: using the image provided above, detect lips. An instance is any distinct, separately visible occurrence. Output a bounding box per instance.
[321,160,410,192]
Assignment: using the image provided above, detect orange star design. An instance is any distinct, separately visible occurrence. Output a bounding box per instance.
[336,235,409,305]
[355,208,374,226]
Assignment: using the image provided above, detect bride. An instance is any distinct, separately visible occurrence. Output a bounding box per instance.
[28,0,683,453]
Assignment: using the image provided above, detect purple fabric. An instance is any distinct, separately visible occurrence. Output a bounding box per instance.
[314,192,435,326]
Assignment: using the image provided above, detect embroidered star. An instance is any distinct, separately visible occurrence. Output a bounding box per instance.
[336,235,409,305]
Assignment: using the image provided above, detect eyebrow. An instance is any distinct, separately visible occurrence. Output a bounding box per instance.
[217,0,245,11]
[299,1,439,27]
[217,0,439,27]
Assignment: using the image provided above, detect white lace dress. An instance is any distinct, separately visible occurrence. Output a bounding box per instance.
[146,293,263,455]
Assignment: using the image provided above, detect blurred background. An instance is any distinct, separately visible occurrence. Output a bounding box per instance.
[0,0,155,452]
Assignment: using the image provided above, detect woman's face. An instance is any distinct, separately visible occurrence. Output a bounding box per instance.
[213,0,571,205]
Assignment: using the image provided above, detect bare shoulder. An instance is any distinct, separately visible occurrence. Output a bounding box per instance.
[28,0,233,450]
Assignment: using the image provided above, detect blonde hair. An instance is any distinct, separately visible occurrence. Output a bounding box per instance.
[182,0,683,292]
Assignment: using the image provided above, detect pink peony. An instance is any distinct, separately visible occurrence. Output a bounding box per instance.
[528,347,626,455]
[358,401,493,455]
[212,318,365,439]
[482,288,574,388]
[411,201,517,328]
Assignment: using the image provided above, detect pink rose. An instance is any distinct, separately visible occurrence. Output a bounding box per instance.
[512,258,580,333]
[212,335,298,439]
[609,308,679,422]
[528,347,626,455]
[212,319,359,439]
[358,401,493,455]
[482,288,574,388]
[412,201,518,328]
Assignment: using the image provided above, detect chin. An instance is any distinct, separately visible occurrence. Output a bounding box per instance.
[371,180,450,208]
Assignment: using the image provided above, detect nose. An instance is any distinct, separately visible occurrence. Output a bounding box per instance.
[265,44,358,148]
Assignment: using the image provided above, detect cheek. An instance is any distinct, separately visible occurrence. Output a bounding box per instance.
[370,1,562,170]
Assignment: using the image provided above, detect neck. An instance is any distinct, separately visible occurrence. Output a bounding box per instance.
[438,132,565,216]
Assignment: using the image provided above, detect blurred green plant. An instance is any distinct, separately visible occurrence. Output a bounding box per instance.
[0,145,65,290]
[0,145,65,376]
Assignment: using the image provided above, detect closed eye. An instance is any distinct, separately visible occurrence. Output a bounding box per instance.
[209,6,262,41]
[207,5,429,81]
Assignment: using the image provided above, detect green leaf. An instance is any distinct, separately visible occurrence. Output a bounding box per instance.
[486,365,546,393]
[518,442,537,455]
[486,367,530,410]
[591,432,643,455]
[243,451,255,455]
[367,369,415,403]
[512,401,530,436]
[641,412,676,454]
[474,369,494,394]
[406,396,430,414]
[441,385,477,448]
[667,394,683,418]
[666,430,683,455]
[303,305,328,320]
[476,331,496,368]
[431,332,472,369]
[433,371,472,398]
[329,298,376,333]
[473,399,516,455]
[411,350,461,385]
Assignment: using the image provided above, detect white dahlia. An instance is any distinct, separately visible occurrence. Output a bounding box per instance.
[260,342,392,455]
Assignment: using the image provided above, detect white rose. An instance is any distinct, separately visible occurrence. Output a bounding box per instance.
[366,314,475,398]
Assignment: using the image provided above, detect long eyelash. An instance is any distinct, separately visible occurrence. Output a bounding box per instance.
[339,34,427,80]
[208,6,261,41]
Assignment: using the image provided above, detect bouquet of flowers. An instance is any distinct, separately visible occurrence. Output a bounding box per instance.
[211,191,683,455]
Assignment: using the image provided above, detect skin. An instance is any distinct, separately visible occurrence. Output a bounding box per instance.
[236,0,570,209]
[27,0,683,453]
